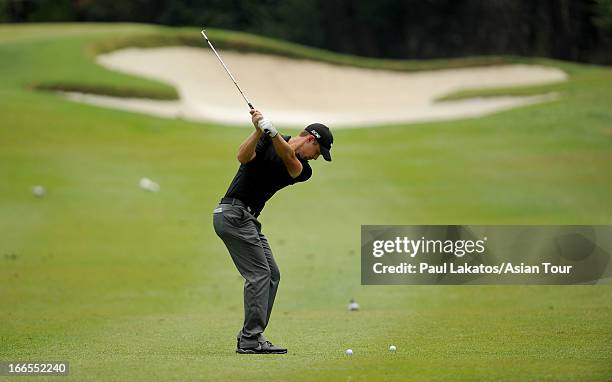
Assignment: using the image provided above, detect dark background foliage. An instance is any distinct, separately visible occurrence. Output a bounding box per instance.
[2,0,611,63]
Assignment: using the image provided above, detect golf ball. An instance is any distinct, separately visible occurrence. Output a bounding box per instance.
[32,185,46,198]
[389,345,396,352]
[139,177,160,192]
[345,349,353,356]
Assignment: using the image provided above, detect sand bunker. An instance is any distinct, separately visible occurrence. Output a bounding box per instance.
[66,47,568,127]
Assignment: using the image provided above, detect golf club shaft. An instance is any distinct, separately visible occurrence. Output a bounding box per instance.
[200,30,254,110]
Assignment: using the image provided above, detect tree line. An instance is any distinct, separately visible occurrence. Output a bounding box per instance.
[2,0,611,63]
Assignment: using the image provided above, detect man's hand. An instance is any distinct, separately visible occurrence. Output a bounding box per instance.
[250,109,278,137]
[237,110,265,164]
[250,109,263,130]
[259,119,278,137]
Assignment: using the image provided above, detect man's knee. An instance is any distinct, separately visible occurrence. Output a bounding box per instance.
[270,267,280,283]
[248,267,271,285]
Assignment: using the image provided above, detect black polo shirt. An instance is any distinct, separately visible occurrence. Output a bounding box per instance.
[224,134,312,215]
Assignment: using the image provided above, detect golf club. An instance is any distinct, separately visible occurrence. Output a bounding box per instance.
[200,29,254,110]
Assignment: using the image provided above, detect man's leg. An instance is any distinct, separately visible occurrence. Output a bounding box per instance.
[258,233,280,327]
[213,206,271,349]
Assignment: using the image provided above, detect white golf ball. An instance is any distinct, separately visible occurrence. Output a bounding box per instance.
[32,185,46,198]
[345,348,353,356]
[389,345,396,352]
[139,177,160,192]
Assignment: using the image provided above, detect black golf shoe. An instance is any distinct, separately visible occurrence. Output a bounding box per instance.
[236,340,287,354]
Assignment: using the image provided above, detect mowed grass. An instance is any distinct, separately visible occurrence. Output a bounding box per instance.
[0,23,611,381]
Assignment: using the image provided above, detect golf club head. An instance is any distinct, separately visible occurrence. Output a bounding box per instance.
[200,29,209,41]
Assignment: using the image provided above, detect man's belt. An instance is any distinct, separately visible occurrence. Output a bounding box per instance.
[220,197,259,217]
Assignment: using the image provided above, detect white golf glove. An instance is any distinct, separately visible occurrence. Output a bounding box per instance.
[258,118,278,137]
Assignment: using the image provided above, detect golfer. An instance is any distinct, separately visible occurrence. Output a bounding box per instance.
[213,109,333,354]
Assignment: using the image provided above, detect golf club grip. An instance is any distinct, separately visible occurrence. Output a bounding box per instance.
[248,103,254,110]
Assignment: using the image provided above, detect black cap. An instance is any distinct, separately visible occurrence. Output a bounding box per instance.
[305,123,333,161]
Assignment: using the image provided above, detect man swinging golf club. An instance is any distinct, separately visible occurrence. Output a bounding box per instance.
[201,29,333,354]
[213,111,333,354]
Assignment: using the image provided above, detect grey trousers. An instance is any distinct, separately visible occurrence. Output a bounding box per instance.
[213,203,280,348]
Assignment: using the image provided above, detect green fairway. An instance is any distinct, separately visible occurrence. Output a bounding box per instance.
[1,23,611,381]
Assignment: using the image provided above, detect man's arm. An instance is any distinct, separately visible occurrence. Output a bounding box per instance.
[237,130,262,164]
[253,110,304,178]
[236,110,264,164]
[270,134,304,179]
